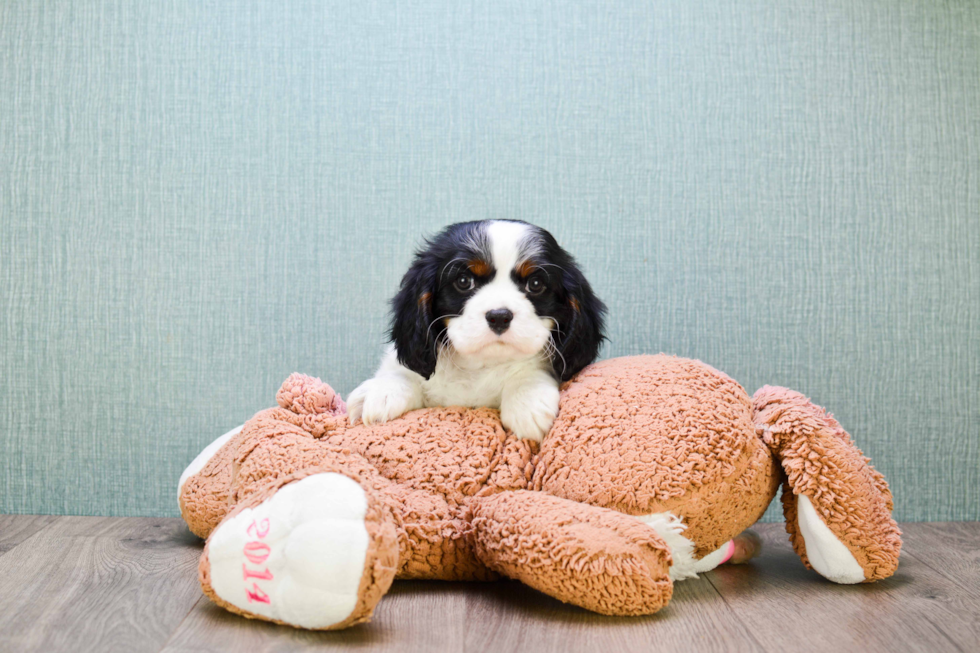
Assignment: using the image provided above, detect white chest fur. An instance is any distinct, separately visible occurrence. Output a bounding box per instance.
[421,349,552,409]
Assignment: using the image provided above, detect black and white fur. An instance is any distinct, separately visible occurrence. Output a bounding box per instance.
[347,220,606,441]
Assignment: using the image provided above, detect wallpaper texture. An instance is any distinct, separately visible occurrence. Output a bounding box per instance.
[1,1,977,520]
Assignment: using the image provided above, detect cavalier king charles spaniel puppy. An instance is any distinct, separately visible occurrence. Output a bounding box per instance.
[347,220,606,441]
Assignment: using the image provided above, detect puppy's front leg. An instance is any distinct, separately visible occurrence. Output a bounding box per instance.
[500,370,560,442]
[348,347,425,425]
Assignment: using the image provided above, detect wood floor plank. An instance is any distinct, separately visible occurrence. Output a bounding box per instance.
[163,556,762,652]
[161,522,980,653]
[160,580,470,652]
[706,523,980,653]
[0,517,204,653]
[0,515,58,555]
[3,518,978,652]
[162,576,762,653]
[900,523,980,597]
[461,574,762,653]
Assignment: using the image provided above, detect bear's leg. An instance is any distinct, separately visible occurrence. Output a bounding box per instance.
[630,515,763,579]
[754,386,901,583]
[178,425,244,538]
[384,483,497,581]
[178,424,243,496]
[199,468,399,630]
[469,490,673,616]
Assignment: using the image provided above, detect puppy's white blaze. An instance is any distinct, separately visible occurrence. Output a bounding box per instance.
[446,221,551,361]
[486,220,534,272]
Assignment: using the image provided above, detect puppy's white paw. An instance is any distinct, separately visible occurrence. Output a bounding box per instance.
[347,376,423,426]
[500,382,560,442]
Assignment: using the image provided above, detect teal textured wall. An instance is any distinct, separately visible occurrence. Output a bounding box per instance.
[1,1,977,520]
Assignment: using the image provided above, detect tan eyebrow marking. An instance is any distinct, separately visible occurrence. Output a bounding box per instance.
[517,260,537,278]
[467,259,491,276]
[419,292,432,307]
[570,296,581,312]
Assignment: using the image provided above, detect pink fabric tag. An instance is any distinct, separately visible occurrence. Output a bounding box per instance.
[720,539,737,564]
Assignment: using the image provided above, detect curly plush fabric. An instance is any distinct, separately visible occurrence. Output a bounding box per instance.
[181,355,902,628]
[537,356,752,505]
[536,355,779,556]
[276,372,348,417]
[199,465,399,629]
[753,386,902,581]
[222,403,538,581]
[180,436,238,539]
[471,490,674,615]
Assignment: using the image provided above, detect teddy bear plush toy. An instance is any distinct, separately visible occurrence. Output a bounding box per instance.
[178,355,901,630]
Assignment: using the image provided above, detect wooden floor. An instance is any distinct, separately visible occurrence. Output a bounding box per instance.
[0,516,976,653]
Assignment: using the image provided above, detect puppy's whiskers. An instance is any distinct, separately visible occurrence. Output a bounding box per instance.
[438,341,465,372]
[539,316,564,338]
[545,334,568,379]
[534,262,569,277]
[440,258,471,284]
[425,314,461,344]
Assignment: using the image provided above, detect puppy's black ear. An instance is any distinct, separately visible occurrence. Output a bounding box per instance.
[388,255,439,379]
[554,265,606,382]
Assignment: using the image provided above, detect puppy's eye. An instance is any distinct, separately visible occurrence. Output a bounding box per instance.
[525,277,546,296]
[454,274,475,292]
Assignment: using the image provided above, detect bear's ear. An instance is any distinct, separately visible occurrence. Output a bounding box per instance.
[553,264,606,382]
[388,254,439,379]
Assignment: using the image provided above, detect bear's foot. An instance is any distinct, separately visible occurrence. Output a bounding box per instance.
[791,495,865,583]
[754,386,901,583]
[471,491,674,615]
[199,470,399,629]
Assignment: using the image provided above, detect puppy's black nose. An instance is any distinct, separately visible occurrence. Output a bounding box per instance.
[485,309,514,335]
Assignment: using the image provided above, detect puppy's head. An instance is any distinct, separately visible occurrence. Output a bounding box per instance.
[389,220,606,381]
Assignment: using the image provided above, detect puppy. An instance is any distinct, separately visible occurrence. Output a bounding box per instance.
[347,220,606,441]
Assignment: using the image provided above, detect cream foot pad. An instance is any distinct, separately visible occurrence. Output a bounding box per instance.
[796,495,866,584]
[204,473,376,629]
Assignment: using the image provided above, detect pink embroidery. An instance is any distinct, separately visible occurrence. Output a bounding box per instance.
[720,539,737,565]
[243,541,271,565]
[245,583,271,604]
[243,517,274,603]
[246,518,270,539]
[243,563,275,581]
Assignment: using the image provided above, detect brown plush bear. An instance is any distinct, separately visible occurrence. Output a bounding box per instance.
[178,355,901,630]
